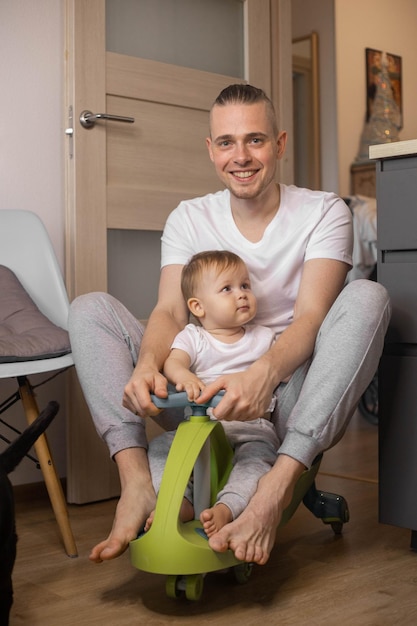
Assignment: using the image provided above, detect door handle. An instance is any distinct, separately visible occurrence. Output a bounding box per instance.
[79,110,135,129]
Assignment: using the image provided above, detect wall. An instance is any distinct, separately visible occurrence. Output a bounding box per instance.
[293,0,417,197]
[336,0,417,196]
[292,0,338,192]
[0,0,67,484]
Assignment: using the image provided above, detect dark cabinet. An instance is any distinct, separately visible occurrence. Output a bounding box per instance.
[372,141,417,549]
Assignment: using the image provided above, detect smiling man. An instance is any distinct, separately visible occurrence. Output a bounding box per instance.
[69,84,391,567]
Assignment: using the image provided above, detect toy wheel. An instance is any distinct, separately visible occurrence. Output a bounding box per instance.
[185,574,204,601]
[233,562,253,584]
[166,575,182,599]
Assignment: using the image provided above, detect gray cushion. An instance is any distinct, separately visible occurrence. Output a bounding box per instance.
[0,265,71,362]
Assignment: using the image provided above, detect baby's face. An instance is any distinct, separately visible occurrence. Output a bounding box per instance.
[191,262,257,331]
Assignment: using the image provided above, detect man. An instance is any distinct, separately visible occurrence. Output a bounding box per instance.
[69,84,390,566]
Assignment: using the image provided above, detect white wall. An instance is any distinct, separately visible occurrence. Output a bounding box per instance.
[335,0,417,196]
[0,0,67,484]
[0,1,65,262]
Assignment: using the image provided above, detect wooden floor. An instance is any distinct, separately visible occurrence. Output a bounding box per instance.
[10,411,417,625]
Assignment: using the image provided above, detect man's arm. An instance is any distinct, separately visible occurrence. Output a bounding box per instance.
[198,258,350,420]
[122,264,188,417]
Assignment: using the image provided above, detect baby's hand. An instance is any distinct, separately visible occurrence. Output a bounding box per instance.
[175,380,205,402]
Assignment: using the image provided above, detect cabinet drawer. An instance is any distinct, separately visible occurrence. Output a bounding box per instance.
[378,253,417,343]
[377,157,417,250]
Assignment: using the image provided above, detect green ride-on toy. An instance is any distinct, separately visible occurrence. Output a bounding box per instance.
[129,392,349,601]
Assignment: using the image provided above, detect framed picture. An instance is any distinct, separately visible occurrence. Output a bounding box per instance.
[365,48,402,128]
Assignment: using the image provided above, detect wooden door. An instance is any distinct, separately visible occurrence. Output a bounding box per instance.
[64,0,291,503]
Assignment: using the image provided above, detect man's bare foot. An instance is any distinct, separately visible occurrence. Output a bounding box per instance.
[200,503,232,537]
[207,456,305,565]
[89,480,155,563]
[89,448,156,563]
[144,497,194,532]
[207,499,277,565]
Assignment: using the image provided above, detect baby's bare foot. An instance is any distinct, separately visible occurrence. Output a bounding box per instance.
[200,503,232,537]
[144,510,154,532]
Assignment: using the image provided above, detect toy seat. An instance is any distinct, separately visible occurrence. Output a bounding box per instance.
[0,209,77,557]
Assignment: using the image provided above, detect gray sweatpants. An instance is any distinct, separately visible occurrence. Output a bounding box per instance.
[148,418,280,520]
[68,279,391,469]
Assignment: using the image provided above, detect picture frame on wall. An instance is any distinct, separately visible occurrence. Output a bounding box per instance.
[365,48,402,128]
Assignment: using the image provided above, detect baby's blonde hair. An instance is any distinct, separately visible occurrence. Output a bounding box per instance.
[181,250,245,303]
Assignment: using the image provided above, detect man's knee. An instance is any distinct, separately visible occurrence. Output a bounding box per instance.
[70,291,109,317]
[69,292,115,333]
[343,279,390,315]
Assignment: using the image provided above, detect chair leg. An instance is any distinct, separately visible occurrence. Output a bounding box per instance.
[18,377,78,557]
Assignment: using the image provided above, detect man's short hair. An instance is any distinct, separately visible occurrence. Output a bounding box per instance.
[211,83,278,136]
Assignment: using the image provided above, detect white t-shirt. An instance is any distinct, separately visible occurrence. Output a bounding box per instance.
[161,185,353,335]
[172,323,275,384]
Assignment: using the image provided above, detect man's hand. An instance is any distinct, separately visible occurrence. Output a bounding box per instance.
[123,367,168,418]
[196,359,276,421]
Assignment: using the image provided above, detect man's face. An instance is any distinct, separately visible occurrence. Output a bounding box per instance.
[206,101,286,201]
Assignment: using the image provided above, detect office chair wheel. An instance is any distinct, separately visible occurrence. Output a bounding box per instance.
[303,483,350,534]
[233,562,253,584]
[330,521,343,535]
[320,493,350,534]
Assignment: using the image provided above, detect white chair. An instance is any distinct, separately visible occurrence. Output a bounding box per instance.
[0,209,77,557]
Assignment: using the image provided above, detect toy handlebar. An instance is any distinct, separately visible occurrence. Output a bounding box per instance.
[150,391,224,410]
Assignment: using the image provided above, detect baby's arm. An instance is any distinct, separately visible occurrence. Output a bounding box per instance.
[163,348,205,401]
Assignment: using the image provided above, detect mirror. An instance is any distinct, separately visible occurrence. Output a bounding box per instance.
[292,32,321,189]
